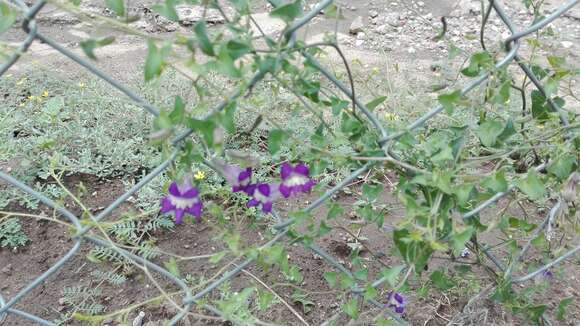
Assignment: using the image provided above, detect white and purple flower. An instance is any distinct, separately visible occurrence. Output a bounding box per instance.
[386,291,406,314]
[211,158,253,193]
[246,183,280,213]
[460,248,471,259]
[279,162,315,198]
[160,178,202,224]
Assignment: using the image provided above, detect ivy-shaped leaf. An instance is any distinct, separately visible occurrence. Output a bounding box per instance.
[517,170,545,200]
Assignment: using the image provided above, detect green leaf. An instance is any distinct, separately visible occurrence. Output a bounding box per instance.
[556,297,573,321]
[508,216,537,232]
[323,271,338,288]
[527,304,547,323]
[438,90,461,114]
[517,170,545,200]
[461,52,492,77]
[531,90,549,121]
[430,270,456,291]
[270,0,302,22]
[363,284,378,301]
[454,184,475,205]
[362,184,382,202]
[380,265,405,287]
[163,258,181,278]
[365,95,387,111]
[144,40,163,81]
[452,227,474,252]
[105,0,125,16]
[194,20,215,56]
[547,155,577,180]
[377,318,398,326]
[476,120,504,147]
[80,36,115,60]
[482,170,508,193]
[152,0,179,21]
[353,268,368,281]
[0,3,17,34]
[258,289,275,311]
[209,251,227,263]
[324,3,345,19]
[186,118,216,146]
[327,203,344,219]
[342,298,359,319]
[268,129,286,155]
[169,96,185,123]
[531,232,546,247]
[226,40,250,60]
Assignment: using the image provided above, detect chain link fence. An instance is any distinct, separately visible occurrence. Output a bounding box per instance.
[0,0,579,325]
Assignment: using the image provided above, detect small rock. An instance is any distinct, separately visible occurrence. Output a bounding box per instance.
[561,41,574,48]
[384,12,401,27]
[369,9,379,18]
[350,16,365,34]
[407,47,416,54]
[417,1,425,7]
[375,24,389,34]
[1,264,12,275]
[355,39,365,47]
[356,32,366,40]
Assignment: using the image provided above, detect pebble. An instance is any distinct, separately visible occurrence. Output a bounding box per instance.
[561,41,574,48]
[349,16,365,34]
[1,264,11,275]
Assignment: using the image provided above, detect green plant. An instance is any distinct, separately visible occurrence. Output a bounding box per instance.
[0,217,28,248]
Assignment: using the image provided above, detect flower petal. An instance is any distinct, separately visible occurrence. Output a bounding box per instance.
[160,197,174,213]
[182,187,199,198]
[257,183,271,197]
[262,202,273,213]
[294,163,309,176]
[247,199,260,207]
[188,202,203,218]
[168,182,181,196]
[279,184,291,198]
[280,163,292,179]
[174,209,185,224]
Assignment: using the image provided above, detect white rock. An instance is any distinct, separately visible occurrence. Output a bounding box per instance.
[561,41,574,49]
[369,9,379,18]
[350,16,365,34]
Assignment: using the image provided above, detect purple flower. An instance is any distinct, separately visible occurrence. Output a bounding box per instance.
[460,248,470,258]
[246,183,280,213]
[541,269,553,280]
[160,179,202,224]
[279,162,315,198]
[386,291,406,314]
[211,158,253,193]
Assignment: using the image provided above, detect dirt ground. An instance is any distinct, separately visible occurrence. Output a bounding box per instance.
[1,0,579,325]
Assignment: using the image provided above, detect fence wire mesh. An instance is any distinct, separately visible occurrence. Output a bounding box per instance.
[0,0,579,325]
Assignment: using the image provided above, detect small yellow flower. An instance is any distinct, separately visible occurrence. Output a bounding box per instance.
[194,171,206,180]
[78,82,86,89]
[17,78,26,86]
[372,67,380,74]
[27,95,35,100]
[384,112,399,121]
[42,90,49,97]
[18,102,25,107]
[6,74,12,78]
[537,124,545,129]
